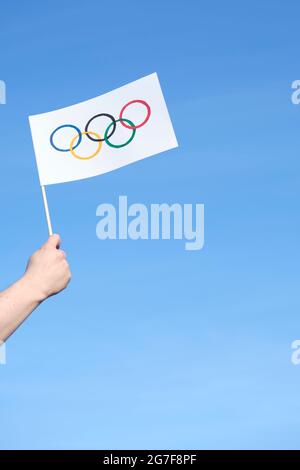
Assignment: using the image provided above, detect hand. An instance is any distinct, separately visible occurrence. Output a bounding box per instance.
[23,234,71,301]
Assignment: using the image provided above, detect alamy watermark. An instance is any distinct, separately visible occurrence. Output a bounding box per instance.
[0,80,6,104]
[0,341,6,365]
[291,80,300,104]
[291,340,300,365]
[96,196,204,251]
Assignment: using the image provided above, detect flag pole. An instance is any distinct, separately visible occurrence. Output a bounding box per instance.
[41,185,53,236]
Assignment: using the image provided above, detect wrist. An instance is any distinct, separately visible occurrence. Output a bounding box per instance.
[19,274,48,303]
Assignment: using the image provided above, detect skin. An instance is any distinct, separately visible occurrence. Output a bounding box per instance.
[0,234,71,342]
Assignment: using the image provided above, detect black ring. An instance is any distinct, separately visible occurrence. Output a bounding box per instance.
[85,113,116,142]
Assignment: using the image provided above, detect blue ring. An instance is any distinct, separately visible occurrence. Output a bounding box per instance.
[50,124,82,152]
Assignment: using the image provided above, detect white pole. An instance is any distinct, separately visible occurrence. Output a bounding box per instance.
[41,185,53,236]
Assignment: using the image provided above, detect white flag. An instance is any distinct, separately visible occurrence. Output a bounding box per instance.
[29,73,178,186]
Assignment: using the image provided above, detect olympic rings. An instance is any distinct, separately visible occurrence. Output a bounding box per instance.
[69,131,102,160]
[104,118,136,148]
[49,99,151,160]
[50,124,82,152]
[119,100,151,129]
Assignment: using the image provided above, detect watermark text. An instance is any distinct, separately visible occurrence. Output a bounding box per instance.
[0,80,6,104]
[96,196,204,251]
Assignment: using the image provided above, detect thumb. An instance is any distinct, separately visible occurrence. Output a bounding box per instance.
[44,234,61,250]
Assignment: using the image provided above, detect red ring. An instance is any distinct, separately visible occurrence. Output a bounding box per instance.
[119,99,151,129]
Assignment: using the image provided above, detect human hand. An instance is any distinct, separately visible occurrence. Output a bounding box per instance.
[23,234,71,301]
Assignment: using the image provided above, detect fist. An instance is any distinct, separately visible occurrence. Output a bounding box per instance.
[24,234,71,301]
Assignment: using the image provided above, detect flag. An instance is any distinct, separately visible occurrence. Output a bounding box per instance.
[29,73,178,186]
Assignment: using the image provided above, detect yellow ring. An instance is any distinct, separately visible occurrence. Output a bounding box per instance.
[69,131,102,160]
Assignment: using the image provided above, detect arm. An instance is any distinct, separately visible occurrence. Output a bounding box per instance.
[0,234,71,342]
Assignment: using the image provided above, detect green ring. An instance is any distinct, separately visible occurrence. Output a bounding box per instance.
[104,118,136,148]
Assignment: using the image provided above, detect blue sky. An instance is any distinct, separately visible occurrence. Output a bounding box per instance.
[1,0,300,450]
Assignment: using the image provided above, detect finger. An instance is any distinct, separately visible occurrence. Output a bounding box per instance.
[58,249,67,259]
[44,234,61,250]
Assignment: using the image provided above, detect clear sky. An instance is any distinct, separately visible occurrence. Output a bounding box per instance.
[1,0,300,450]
